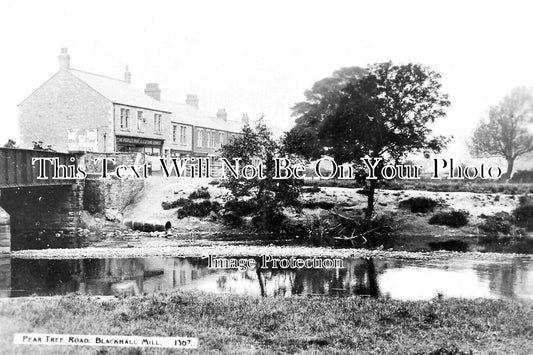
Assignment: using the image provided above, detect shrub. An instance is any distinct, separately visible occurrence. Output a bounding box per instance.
[161,198,188,210]
[178,200,221,218]
[301,201,335,210]
[224,199,259,216]
[514,195,533,231]
[478,212,513,235]
[510,170,533,183]
[429,210,469,228]
[188,187,210,199]
[220,211,243,227]
[399,197,439,213]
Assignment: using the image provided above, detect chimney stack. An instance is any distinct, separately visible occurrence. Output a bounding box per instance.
[216,109,228,121]
[242,113,250,125]
[59,47,70,71]
[144,83,161,101]
[186,94,199,109]
[124,66,131,83]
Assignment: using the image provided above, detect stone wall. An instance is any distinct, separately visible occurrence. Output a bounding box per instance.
[78,152,145,176]
[0,182,84,250]
[0,207,10,253]
[84,177,144,214]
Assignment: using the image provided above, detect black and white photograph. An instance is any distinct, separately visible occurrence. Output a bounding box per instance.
[0,1,533,354]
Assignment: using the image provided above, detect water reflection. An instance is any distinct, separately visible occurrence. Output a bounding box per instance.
[0,256,532,301]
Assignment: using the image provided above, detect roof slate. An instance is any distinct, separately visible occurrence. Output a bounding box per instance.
[162,100,244,133]
[70,69,170,112]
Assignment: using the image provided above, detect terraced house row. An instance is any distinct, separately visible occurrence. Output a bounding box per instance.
[18,48,248,160]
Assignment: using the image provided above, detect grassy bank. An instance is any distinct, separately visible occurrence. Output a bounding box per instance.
[0,292,532,354]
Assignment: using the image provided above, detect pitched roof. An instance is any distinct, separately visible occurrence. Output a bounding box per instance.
[162,100,243,133]
[70,69,170,112]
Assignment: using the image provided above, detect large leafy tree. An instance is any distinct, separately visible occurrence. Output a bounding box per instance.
[285,62,450,220]
[469,87,533,179]
[220,118,301,231]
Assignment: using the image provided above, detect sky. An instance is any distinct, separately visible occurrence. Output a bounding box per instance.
[1,0,532,165]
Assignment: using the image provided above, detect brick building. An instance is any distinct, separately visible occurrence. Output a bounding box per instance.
[18,48,247,158]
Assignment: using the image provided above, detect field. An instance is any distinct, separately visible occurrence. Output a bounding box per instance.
[0,292,532,354]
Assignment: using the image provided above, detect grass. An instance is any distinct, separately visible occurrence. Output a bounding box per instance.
[0,292,532,354]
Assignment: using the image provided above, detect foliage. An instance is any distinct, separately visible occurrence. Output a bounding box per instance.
[478,212,514,235]
[429,210,469,228]
[469,87,533,178]
[177,200,221,218]
[161,198,188,210]
[188,186,211,199]
[399,196,439,213]
[285,62,450,220]
[220,119,302,232]
[223,199,259,216]
[514,195,533,230]
[510,170,533,183]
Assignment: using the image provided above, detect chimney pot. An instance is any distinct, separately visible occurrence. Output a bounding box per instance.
[242,113,250,125]
[124,66,131,83]
[144,83,161,101]
[59,47,70,71]
[216,109,228,121]
[185,94,199,109]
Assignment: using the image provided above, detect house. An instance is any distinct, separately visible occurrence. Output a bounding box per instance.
[18,48,248,158]
[161,96,248,159]
[19,48,171,155]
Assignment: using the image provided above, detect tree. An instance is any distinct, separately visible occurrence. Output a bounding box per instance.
[285,62,450,221]
[219,118,301,231]
[469,87,533,179]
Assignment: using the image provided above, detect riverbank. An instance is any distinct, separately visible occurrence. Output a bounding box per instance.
[0,291,531,354]
[10,243,532,260]
[114,177,533,254]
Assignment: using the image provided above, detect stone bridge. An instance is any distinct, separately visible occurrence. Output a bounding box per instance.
[0,148,83,252]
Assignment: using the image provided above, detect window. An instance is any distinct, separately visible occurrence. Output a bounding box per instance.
[180,126,187,144]
[214,131,220,147]
[172,125,178,143]
[210,131,216,148]
[154,113,162,133]
[197,129,203,147]
[207,131,212,148]
[137,111,143,131]
[120,108,129,129]
[219,132,224,147]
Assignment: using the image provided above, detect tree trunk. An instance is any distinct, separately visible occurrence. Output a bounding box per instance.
[365,179,377,221]
[503,157,515,180]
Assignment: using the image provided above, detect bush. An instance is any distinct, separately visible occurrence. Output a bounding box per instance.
[510,170,533,183]
[301,201,335,210]
[161,198,188,210]
[429,210,469,228]
[188,187,210,199]
[478,212,513,235]
[224,199,259,216]
[178,200,221,218]
[399,197,439,213]
[514,195,533,231]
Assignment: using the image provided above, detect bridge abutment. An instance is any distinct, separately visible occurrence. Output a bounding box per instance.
[0,206,10,253]
[0,182,84,250]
